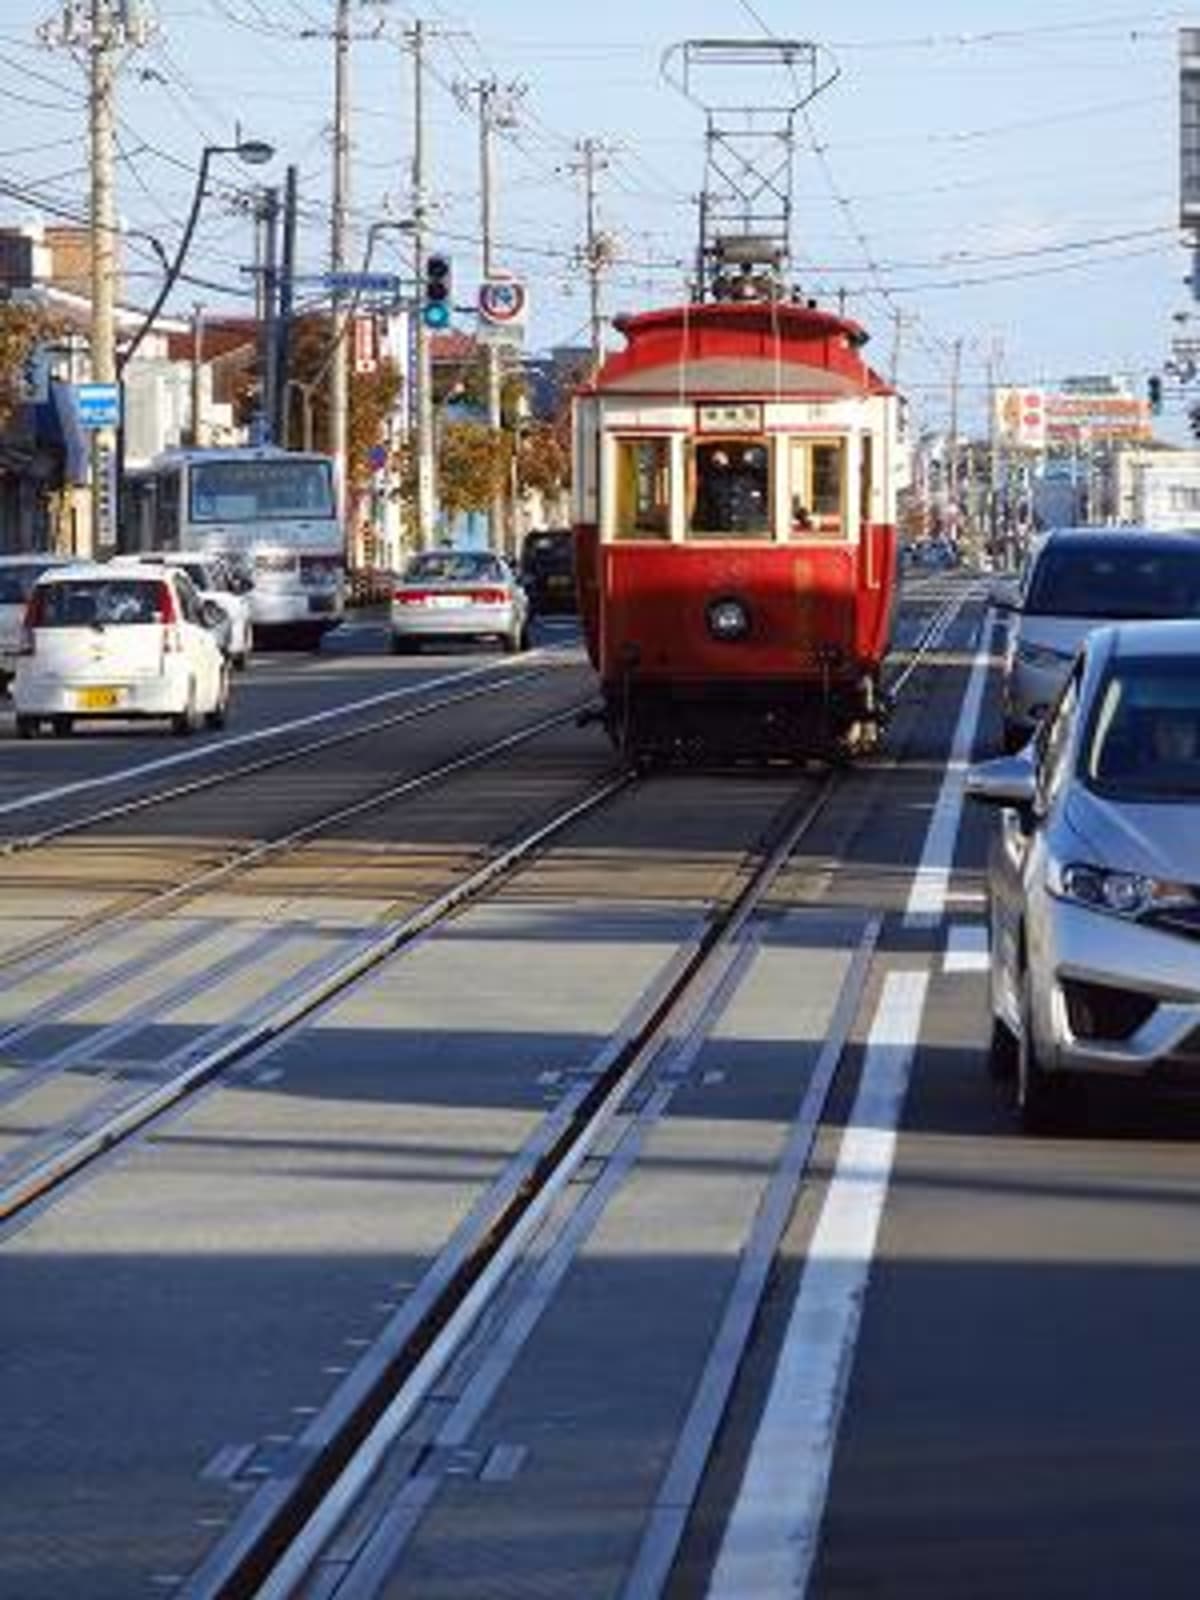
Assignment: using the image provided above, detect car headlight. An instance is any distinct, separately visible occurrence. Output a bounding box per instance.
[1015,640,1072,670]
[1049,861,1197,920]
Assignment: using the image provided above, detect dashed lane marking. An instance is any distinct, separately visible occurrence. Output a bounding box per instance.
[943,922,991,974]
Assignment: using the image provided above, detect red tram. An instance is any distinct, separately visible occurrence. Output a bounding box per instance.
[572,296,903,761]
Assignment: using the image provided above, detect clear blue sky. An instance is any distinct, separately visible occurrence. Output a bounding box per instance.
[0,2,1188,436]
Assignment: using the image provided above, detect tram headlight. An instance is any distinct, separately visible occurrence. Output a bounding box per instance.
[706,595,751,642]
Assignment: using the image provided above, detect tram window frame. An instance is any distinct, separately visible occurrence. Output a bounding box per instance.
[859,434,874,529]
[788,437,848,539]
[611,436,672,542]
[686,437,774,542]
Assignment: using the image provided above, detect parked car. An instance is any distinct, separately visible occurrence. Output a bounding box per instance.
[967,619,1200,1131]
[389,549,531,655]
[112,550,254,669]
[12,563,230,737]
[520,528,577,615]
[0,553,73,692]
[994,528,1200,751]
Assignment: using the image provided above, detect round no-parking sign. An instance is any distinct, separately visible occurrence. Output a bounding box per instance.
[478,277,528,341]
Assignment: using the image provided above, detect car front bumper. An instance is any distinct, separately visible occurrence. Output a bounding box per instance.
[1033,896,1200,1080]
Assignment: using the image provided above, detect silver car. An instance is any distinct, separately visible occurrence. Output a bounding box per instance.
[969,619,1200,1130]
[994,528,1200,752]
[389,550,530,655]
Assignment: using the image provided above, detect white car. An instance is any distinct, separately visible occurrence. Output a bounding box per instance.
[0,553,73,692]
[390,550,531,655]
[995,528,1200,752]
[112,550,254,669]
[12,563,230,738]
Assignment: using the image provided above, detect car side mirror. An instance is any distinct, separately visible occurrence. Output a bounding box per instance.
[966,753,1037,809]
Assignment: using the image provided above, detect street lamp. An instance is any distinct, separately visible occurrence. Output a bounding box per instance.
[118,138,275,373]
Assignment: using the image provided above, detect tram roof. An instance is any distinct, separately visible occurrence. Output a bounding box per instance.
[583,299,894,401]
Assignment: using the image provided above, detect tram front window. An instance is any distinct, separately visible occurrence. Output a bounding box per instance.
[614,438,671,540]
[689,440,771,540]
[789,438,846,538]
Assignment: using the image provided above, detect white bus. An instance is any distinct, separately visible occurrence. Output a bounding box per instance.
[125,446,345,645]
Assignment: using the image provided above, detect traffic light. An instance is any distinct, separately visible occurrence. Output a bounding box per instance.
[1148,373,1163,415]
[1189,403,1200,440]
[423,253,451,329]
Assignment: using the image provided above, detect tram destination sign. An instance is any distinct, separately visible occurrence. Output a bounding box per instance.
[697,402,763,433]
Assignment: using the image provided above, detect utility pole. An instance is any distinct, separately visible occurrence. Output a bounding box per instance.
[986,336,1003,563]
[458,78,524,553]
[274,164,298,447]
[408,20,435,549]
[42,1,151,553]
[330,0,351,540]
[572,138,611,371]
[256,186,280,445]
[947,335,963,543]
[888,308,905,388]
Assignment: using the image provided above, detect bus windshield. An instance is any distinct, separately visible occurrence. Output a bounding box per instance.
[189,459,335,525]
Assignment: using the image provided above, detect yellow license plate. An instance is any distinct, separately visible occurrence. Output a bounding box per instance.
[76,686,119,710]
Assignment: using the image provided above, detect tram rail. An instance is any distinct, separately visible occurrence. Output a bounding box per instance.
[0,583,977,1239]
[173,582,982,1599]
[0,579,985,1600]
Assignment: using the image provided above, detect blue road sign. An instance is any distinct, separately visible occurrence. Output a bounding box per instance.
[75,381,121,429]
[323,271,401,296]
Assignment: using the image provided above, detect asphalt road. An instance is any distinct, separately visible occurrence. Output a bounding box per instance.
[3,582,1194,1600]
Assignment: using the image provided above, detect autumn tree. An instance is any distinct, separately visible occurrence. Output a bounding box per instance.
[515,420,569,500]
[436,422,508,522]
[0,303,65,431]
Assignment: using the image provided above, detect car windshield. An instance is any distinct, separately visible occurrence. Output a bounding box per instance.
[1084,656,1200,800]
[35,579,169,628]
[404,552,506,584]
[0,563,54,605]
[1025,545,1200,619]
[190,459,335,524]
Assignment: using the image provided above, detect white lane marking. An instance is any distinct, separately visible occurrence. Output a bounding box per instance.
[0,654,543,821]
[707,969,930,1600]
[943,922,990,974]
[710,613,994,1598]
[904,616,996,927]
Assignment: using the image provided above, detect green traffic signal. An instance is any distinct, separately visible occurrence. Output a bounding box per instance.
[423,253,452,328]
